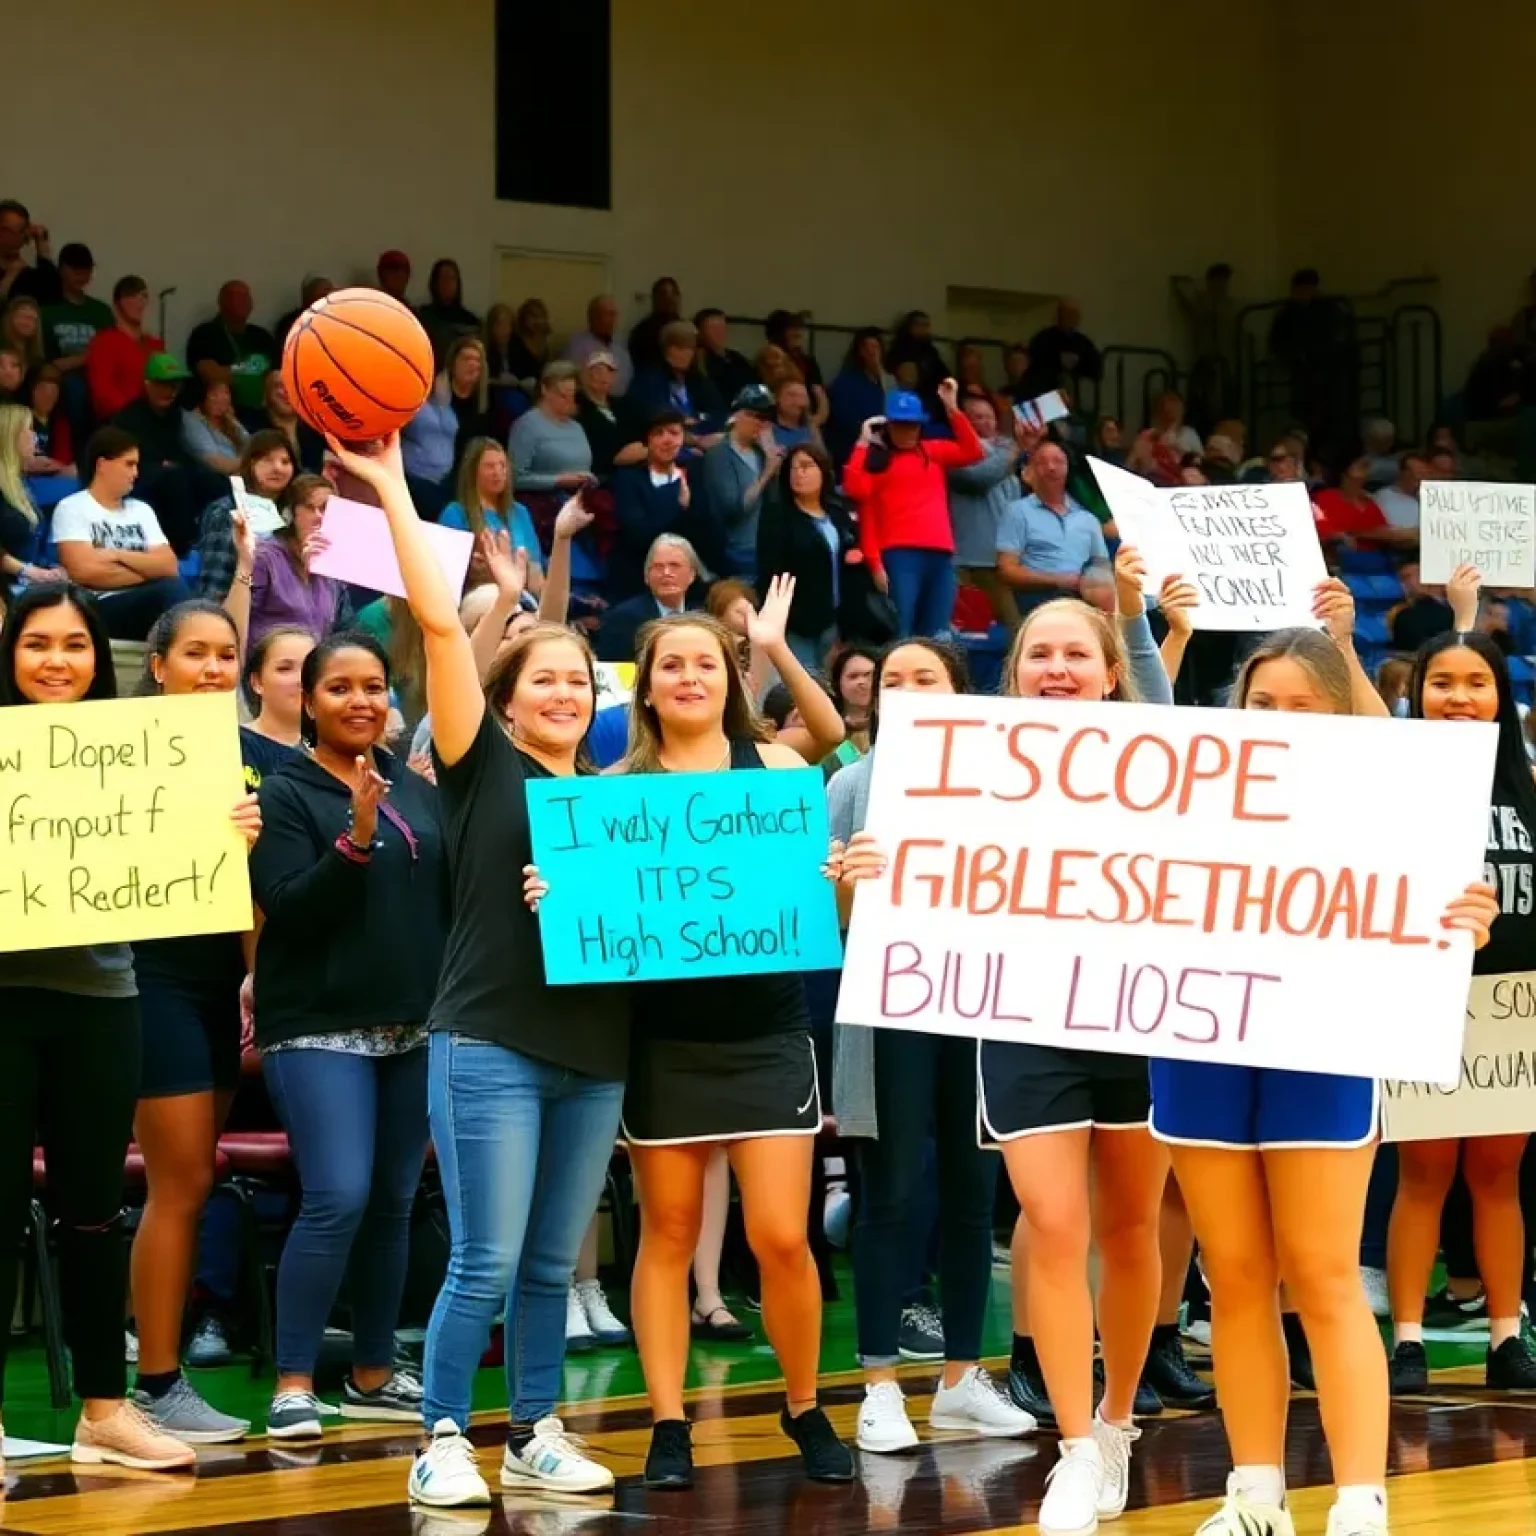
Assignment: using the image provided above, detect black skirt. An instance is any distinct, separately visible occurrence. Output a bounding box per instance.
[622,1031,822,1145]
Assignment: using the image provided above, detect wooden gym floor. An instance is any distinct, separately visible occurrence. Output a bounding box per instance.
[1,1359,1533,1536]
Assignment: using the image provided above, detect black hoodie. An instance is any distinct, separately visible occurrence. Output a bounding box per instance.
[249,750,448,1048]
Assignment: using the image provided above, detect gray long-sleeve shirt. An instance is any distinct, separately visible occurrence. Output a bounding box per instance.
[947,436,1020,567]
[508,408,593,492]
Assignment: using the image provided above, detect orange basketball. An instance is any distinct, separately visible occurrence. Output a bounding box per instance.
[281,288,434,441]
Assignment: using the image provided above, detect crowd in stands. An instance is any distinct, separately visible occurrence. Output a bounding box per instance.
[6,193,1536,1536]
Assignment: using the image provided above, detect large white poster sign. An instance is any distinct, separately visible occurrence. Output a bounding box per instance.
[1382,972,1536,1140]
[836,693,1495,1082]
[1418,481,1536,588]
[1090,457,1328,630]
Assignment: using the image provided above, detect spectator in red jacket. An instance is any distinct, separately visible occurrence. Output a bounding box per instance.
[85,275,162,422]
[842,378,982,637]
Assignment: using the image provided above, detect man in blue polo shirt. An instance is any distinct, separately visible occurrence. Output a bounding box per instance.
[994,439,1108,610]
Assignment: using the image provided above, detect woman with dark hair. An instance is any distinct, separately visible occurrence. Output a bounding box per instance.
[504,299,553,387]
[24,362,74,474]
[885,310,946,398]
[0,584,252,1472]
[249,473,352,646]
[321,433,628,1509]
[196,429,298,603]
[827,328,888,466]
[130,596,266,1447]
[953,338,993,404]
[755,443,857,670]
[181,376,250,476]
[1312,453,1389,542]
[1387,600,1536,1394]
[241,625,314,784]
[827,637,1034,1460]
[763,310,828,425]
[828,642,877,754]
[249,629,447,1443]
[416,258,482,369]
[529,596,852,1492]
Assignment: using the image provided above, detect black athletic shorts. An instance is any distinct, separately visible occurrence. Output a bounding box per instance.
[137,977,242,1099]
[978,1040,1150,1143]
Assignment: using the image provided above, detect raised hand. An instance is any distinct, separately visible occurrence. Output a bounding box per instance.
[1447,562,1482,631]
[349,755,389,847]
[936,377,959,413]
[479,528,528,603]
[746,573,795,652]
[677,471,691,511]
[1113,544,1148,618]
[232,502,257,577]
[1311,577,1356,645]
[553,490,595,542]
[1158,572,1199,636]
[323,430,406,491]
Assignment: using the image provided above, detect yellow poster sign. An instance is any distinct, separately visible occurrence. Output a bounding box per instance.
[0,693,252,952]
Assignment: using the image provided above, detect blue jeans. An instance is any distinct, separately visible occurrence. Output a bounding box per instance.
[883,547,956,639]
[788,627,837,673]
[262,1047,429,1377]
[423,1033,625,1430]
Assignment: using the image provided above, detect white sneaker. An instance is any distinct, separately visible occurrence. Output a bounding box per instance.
[1360,1266,1391,1318]
[1039,1439,1104,1536]
[565,1288,595,1351]
[856,1380,919,1454]
[930,1364,1037,1438]
[501,1416,614,1493]
[1325,1498,1387,1536]
[574,1279,631,1346]
[1195,1477,1296,1536]
[1091,1412,1140,1517]
[409,1419,492,1509]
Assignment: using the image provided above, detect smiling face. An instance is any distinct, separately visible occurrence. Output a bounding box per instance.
[506,635,594,752]
[1242,657,1335,714]
[646,545,694,606]
[646,625,729,730]
[252,632,313,724]
[879,643,956,696]
[153,611,239,695]
[306,645,390,754]
[250,447,295,497]
[451,344,484,392]
[11,599,97,703]
[1013,610,1115,700]
[1421,645,1499,723]
[203,380,233,419]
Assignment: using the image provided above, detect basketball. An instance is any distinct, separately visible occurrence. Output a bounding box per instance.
[280,287,435,441]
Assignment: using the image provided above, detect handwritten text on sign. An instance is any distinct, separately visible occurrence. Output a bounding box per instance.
[0,694,252,952]
[836,693,1493,1081]
[1382,972,1536,1140]
[1418,480,1536,588]
[1090,456,1327,630]
[527,768,843,984]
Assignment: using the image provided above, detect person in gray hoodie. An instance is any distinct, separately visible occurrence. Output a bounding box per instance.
[698,384,782,579]
[947,395,1023,628]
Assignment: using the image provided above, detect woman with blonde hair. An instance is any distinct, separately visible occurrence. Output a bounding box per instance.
[1,296,45,372]
[0,404,63,589]
[1151,606,1499,1536]
[401,334,488,489]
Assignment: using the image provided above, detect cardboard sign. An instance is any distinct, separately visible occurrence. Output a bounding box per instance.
[1382,972,1536,1139]
[1418,481,1536,588]
[836,693,1494,1081]
[1090,457,1328,630]
[0,694,252,951]
[528,767,843,984]
[1015,391,1070,431]
[308,496,474,599]
[228,475,284,536]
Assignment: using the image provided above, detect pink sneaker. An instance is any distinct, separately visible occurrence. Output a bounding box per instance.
[72,1400,197,1470]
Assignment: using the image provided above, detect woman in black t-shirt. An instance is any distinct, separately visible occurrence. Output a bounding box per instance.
[323,436,626,1509]
[584,596,853,1490]
[240,626,313,790]
[1388,622,1536,1392]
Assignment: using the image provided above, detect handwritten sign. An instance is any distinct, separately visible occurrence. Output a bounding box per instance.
[308,496,474,599]
[836,692,1493,1081]
[1382,972,1536,1139]
[527,768,843,984]
[0,694,251,951]
[1090,457,1327,630]
[1419,481,1536,588]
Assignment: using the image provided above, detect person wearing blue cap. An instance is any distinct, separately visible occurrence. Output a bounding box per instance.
[842,376,983,638]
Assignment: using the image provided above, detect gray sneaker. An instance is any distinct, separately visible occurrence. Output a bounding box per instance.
[133,1376,250,1444]
[340,1368,424,1423]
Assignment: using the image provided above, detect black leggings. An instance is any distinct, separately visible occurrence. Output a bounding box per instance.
[0,989,140,1403]
[853,1031,997,1366]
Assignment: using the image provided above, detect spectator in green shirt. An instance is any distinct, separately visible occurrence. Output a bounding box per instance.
[186,280,277,413]
[41,244,112,375]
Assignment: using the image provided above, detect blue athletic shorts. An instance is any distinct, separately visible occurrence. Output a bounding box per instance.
[1149,1059,1378,1150]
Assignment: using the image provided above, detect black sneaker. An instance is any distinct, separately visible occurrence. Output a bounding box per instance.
[1141,1325,1216,1409]
[1424,1285,1487,1331]
[780,1405,854,1482]
[643,1419,693,1490]
[896,1303,944,1363]
[1282,1313,1316,1391]
[1007,1346,1056,1430]
[1389,1340,1429,1395]
[1093,1355,1164,1418]
[1486,1335,1536,1390]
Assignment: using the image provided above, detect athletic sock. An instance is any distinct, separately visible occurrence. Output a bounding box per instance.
[1394,1322,1424,1346]
[1334,1484,1387,1520]
[1011,1333,1037,1372]
[507,1424,536,1455]
[1490,1315,1522,1347]
[1232,1463,1285,1508]
[136,1369,181,1399]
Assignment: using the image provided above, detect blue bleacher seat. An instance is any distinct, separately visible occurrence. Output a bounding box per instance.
[1353,610,1390,647]
[1507,656,1535,708]
[1342,571,1404,607]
